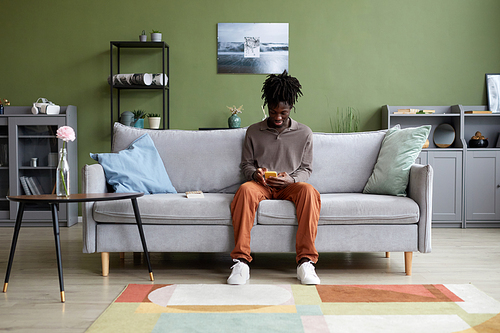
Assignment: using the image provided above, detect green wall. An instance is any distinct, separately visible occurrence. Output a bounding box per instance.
[1,0,500,189]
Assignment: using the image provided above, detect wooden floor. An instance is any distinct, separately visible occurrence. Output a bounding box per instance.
[0,224,499,332]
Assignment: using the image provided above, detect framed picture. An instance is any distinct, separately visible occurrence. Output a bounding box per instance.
[486,73,500,113]
[217,23,289,74]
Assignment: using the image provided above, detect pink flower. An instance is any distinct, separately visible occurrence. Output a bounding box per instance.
[56,126,76,142]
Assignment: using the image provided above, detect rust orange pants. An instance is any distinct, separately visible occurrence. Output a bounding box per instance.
[230,181,321,264]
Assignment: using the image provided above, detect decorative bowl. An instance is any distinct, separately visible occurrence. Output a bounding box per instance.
[469,139,488,148]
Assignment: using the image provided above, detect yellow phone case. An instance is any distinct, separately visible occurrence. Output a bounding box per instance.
[265,171,277,179]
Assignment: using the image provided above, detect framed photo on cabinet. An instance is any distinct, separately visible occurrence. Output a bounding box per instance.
[486,73,500,113]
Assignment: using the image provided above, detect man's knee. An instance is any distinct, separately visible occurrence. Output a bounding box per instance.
[238,181,256,192]
[296,182,320,197]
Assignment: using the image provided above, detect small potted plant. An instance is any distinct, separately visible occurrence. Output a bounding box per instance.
[227,105,243,128]
[139,30,147,42]
[330,107,360,133]
[151,30,162,42]
[147,113,161,129]
[132,110,146,128]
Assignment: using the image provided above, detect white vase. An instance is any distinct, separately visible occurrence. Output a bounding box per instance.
[148,117,161,129]
[139,35,147,42]
[151,33,162,42]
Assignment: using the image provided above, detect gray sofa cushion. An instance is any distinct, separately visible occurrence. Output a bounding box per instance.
[92,192,419,227]
[308,130,387,193]
[257,193,419,225]
[93,193,234,225]
[112,123,247,194]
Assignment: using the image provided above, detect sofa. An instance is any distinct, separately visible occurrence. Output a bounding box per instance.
[82,123,433,277]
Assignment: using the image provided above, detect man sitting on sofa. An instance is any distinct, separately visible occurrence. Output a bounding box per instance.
[227,70,322,285]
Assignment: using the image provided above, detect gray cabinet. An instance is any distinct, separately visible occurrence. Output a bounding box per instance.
[0,106,78,227]
[428,151,463,226]
[416,151,428,166]
[463,106,500,227]
[417,150,462,226]
[384,104,500,228]
[465,150,500,225]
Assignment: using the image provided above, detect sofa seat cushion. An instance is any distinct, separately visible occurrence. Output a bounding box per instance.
[93,193,233,225]
[257,193,419,225]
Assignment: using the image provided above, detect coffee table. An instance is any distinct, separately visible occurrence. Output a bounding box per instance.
[3,193,152,303]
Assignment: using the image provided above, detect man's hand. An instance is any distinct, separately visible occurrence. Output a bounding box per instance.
[253,167,268,186]
[266,172,294,189]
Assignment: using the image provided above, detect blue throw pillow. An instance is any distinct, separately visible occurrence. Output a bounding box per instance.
[90,134,176,194]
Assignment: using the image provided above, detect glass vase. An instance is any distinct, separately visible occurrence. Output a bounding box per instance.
[56,148,70,196]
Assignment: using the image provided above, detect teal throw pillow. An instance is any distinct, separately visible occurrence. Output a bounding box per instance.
[363,125,431,196]
[90,134,177,194]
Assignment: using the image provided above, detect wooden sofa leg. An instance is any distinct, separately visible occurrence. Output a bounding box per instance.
[404,252,413,276]
[385,252,390,258]
[102,252,110,277]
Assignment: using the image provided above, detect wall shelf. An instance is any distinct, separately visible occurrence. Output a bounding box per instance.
[110,41,170,141]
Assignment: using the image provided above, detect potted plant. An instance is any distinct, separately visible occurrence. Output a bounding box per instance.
[227,105,243,128]
[139,30,147,42]
[132,110,146,128]
[147,113,161,129]
[330,107,359,133]
[151,30,162,42]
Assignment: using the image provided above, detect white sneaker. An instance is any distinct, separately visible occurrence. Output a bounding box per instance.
[297,261,320,285]
[227,259,250,285]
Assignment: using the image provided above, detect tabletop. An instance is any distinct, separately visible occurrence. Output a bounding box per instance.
[7,192,144,204]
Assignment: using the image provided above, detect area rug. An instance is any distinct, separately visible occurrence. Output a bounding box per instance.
[85,284,500,333]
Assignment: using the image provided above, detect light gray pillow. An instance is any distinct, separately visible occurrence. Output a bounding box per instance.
[363,125,431,196]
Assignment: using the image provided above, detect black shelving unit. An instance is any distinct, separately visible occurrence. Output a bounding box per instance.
[110,41,170,138]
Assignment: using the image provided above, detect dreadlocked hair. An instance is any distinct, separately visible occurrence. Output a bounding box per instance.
[261,70,303,108]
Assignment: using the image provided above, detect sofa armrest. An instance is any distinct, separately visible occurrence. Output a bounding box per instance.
[81,164,108,253]
[407,164,433,253]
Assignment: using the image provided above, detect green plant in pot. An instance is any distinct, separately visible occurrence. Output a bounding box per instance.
[147,113,161,129]
[132,110,146,128]
[330,107,360,133]
[227,105,243,128]
[140,30,147,42]
[151,30,162,42]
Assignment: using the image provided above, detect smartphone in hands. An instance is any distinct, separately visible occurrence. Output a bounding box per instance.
[265,171,278,179]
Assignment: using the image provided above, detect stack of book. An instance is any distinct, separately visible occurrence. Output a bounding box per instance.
[393,109,436,114]
[464,111,492,114]
[19,176,44,195]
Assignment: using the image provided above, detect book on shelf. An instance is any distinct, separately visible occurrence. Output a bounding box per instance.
[393,109,435,114]
[31,177,45,194]
[185,191,204,198]
[19,176,32,195]
[464,111,492,114]
[27,177,44,195]
[394,109,419,114]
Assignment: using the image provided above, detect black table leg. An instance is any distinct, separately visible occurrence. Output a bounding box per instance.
[50,203,65,303]
[130,198,154,281]
[3,202,25,293]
